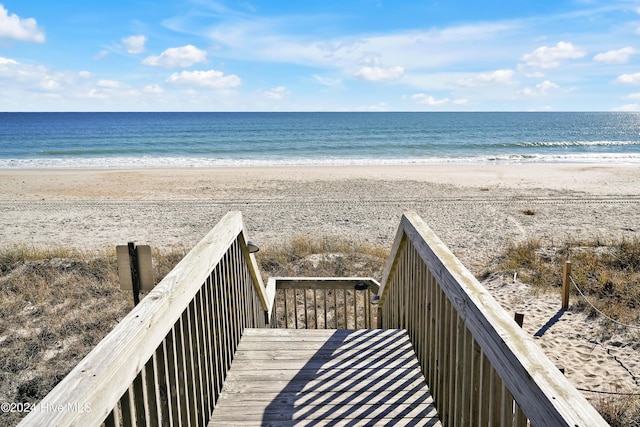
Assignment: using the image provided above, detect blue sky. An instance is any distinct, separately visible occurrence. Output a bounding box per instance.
[2,1,640,111]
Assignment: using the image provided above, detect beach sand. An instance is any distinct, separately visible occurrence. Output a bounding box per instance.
[1,163,639,405]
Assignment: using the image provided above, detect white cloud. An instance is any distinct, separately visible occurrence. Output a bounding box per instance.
[411,93,449,105]
[521,42,585,69]
[40,77,59,90]
[358,102,388,112]
[457,69,514,87]
[520,88,536,97]
[524,71,545,78]
[0,56,93,96]
[191,8,516,76]
[85,89,108,100]
[166,70,241,89]
[143,45,207,68]
[613,103,640,112]
[359,55,382,66]
[143,84,164,94]
[312,75,341,87]
[626,93,640,100]
[354,65,404,81]
[0,56,19,65]
[593,47,636,64]
[0,54,246,110]
[0,56,49,85]
[520,80,559,97]
[262,86,290,99]
[81,82,143,101]
[93,50,109,60]
[97,80,121,89]
[0,5,45,43]
[537,80,559,93]
[616,73,640,84]
[122,35,147,54]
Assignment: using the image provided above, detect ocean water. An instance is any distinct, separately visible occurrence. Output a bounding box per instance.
[1,112,639,168]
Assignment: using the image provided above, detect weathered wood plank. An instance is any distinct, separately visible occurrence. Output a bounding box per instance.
[210,401,438,421]
[222,367,424,384]
[236,339,412,352]
[209,328,440,426]
[232,346,415,360]
[222,377,429,394]
[217,357,421,372]
[215,390,431,407]
[241,327,400,338]
[209,417,440,427]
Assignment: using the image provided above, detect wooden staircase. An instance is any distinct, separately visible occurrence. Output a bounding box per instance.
[209,328,441,426]
[19,211,609,427]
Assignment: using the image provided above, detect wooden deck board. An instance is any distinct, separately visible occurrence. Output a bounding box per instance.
[208,328,441,426]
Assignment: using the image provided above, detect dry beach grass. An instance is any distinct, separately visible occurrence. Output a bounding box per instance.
[0,245,189,426]
[1,164,639,424]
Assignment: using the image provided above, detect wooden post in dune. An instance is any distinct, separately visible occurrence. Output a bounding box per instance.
[562,260,571,310]
[514,312,524,327]
[128,242,141,305]
[117,243,154,306]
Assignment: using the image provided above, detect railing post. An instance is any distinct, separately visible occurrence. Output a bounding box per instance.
[128,242,141,305]
[514,313,524,327]
[562,260,571,310]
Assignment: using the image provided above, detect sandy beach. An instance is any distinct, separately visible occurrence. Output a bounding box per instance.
[1,163,639,407]
[1,164,639,266]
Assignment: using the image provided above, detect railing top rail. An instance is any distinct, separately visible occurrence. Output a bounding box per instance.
[270,277,380,293]
[19,211,267,426]
[378,211,607,426]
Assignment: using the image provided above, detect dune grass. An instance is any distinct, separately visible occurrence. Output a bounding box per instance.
[255,235,389,280]
[0,244,188,426]
[483,237,640,426]
[485,237,640,330]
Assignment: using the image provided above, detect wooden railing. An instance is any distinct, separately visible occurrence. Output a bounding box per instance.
[267,277,379,329]
[18,211,270,427]
[377,211,608,427]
